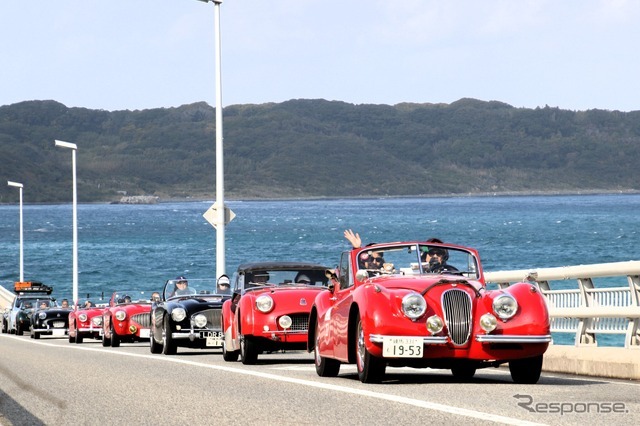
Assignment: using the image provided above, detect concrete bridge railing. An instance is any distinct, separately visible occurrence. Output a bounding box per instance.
[485,260,640,349]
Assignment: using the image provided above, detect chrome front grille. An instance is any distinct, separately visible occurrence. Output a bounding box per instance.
[442,289,472,345]
[131,313,151,328]
[197,309,222,331]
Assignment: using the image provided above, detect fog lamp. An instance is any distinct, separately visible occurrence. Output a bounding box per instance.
[480,313,498,332]
[426,315,444,334]
[278,315,293,329]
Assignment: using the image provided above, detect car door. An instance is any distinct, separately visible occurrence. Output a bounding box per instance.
[328,251,355,362]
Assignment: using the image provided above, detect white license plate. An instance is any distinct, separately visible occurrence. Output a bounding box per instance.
[52,329,65,337]
[139,329,150,338]
[382,336,423,358]
[206,336,223,347]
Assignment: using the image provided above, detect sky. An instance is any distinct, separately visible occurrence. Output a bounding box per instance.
[1,0,639,112]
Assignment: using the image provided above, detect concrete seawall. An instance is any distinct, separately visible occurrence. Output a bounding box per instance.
[543,344,640,380]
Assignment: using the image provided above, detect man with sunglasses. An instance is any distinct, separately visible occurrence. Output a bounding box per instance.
[423,247,458,273]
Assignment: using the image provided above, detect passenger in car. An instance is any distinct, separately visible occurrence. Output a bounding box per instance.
[423,247,458,273]
[217,275,231,294]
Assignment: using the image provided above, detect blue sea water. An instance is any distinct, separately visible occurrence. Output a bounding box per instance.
[1,194,638,345]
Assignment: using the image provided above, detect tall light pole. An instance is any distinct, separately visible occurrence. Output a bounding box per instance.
[7,181,24,283]
[55,140,79,306]
[197,0,228,280]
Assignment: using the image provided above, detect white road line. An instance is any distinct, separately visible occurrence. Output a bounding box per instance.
[4,336,548,426]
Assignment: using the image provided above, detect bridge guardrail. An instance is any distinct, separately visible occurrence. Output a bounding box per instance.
[485,260,640,348]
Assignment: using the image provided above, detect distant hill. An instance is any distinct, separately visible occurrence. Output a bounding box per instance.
[1,98,639,203]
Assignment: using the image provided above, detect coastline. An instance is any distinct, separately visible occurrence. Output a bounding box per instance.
[1,188,639,206]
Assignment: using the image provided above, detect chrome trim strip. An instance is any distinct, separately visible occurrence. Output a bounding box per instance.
[369,334,448,344]
[475,334,552,343]
[261,330,308,336]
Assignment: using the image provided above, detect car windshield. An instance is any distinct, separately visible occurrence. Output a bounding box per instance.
[163,278,225,300]
[356,244,480,279]
[245,269,329,289]
[113,291,153,305]
[20,297,52,310]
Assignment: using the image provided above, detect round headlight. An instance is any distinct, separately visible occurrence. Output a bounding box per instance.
[493,294,518,320]
[278,315,292,329]
[38,312,46,320]
[78,314,88,322]
[115,310,126,321]
[480,313,498,332]
[426,315,444,334]
[92,316,103,326]
[193,314,207,328]
[401,293,427,320]
[255,295,274,313]
[171,308,187,322]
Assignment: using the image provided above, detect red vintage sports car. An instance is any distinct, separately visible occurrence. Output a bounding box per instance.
[221,262,330,364]
[102,291,153,347]
[308,241,551,383]
[68,301,106,344]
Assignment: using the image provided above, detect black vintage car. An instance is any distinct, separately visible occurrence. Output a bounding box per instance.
[5,282,55,336]
[30,299,72,339]
[149,277,232,355]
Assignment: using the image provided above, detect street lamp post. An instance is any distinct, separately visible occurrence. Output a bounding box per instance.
[197,0,227,280]
[55,140,79,307]
[7,181,24,282]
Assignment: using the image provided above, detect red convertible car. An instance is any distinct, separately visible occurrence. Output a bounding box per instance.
[68,301,105,344]
[221,262,330,364]
[308,241,551,383]
[102,291,153,347]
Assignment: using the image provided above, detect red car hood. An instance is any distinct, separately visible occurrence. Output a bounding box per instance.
[365,274,484,294]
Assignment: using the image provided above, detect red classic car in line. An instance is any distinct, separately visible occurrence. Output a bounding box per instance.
[68,301,106,344]
[102,291,153,347]
[221,262,330,364]
[308,241,551,383]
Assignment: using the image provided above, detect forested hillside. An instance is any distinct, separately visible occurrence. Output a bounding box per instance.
[1,98,639,203]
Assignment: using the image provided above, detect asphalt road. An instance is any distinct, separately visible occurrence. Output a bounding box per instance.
[1,333,638,426]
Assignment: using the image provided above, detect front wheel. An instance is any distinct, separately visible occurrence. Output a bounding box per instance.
[222,339,239,362]
[451,364,477,381]
[16,324,23,336]
[33,331,40,339]
[314,322,340,377]
[110,323,120,348]
[75,332,84,344]
[355,314,385,383]
[162,315,177,355]
[149,326,162,354]
[509,355,543,384]
[102,324,111,347]
[240,335,258,365]
[68,324,76,343]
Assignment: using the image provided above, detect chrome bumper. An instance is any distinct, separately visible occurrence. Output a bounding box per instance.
[476,334,552,343]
